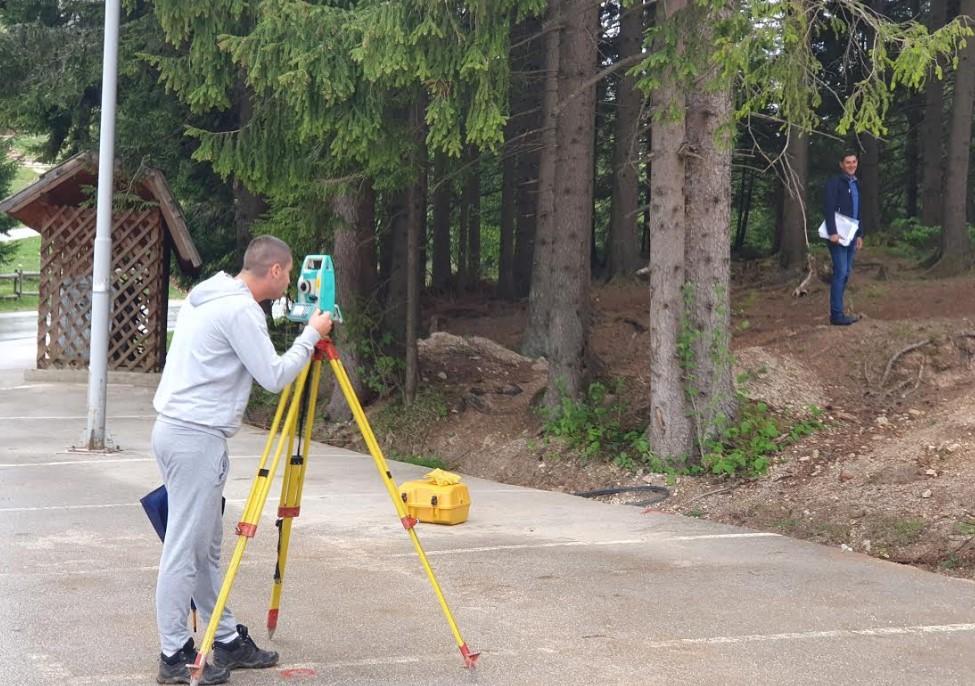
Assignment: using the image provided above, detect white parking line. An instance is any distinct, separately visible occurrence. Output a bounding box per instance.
[647,623,975,648]
[669,533,781,541]
[0,452,355,468]
[0,415,157,420]
[391,539,646,557]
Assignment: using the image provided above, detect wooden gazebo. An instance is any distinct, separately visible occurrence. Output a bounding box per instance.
[0,152,201,372]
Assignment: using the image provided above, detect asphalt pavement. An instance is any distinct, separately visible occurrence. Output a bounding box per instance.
[2,372,975,685]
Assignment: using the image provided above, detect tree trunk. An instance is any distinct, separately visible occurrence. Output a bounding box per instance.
[383,191,408,350]
[608,1,643,279]
[431,153,452,291]
[771,180,784,255]
[466,146,481,288]
[327,183,375,420]
[498,122,518,299]
[858,132,883,234]
[931,0,975,275]
[233,181,265,258]
[456,148,471,292]
[683,5,736,443]
[647,0,693,460]
[405,97,426,403]
[905,96,921,218]
[513,16,544,299]
[231,79,265,260]
[779,128,808,271]
[919,0,947,228]
[522,0,561,358]
[357,182,378,299]
[543,0,598,407]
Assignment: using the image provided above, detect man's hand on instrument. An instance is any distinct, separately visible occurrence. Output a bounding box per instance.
[309,309,333,338]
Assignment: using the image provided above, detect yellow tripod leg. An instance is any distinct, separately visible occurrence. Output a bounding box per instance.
[188,362,312,686]
[267,354,324,637]
[320,339,479,669]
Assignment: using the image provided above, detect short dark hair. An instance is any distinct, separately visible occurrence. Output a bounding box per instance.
[840,151,859,162]
[242,235,292,277]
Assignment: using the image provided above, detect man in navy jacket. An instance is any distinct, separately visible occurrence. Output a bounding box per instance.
[823,152,865,325]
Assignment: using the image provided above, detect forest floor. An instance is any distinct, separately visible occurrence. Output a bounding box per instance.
[253,245,975,582]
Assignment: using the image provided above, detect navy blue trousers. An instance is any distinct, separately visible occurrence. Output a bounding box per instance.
[826,240,857,320]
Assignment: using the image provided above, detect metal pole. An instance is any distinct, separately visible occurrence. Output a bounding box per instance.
[84,0,121,451]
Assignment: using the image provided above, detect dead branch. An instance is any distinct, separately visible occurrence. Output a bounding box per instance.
[861,357,873,387]
[792,253,817,298]
[683,486,733,505]
[908,357,925,395]
[879,339,931,389]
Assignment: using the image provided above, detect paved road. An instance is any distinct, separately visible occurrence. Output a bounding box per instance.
[0,301,183,370]
[2,375,975,685]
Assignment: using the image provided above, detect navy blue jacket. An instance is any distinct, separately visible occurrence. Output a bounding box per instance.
[823,174,863,237]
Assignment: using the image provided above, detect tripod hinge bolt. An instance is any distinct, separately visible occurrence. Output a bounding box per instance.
[236,522,258,538]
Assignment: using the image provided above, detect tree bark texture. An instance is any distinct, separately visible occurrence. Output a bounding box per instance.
[465,145,481,288]
[542,0,598,407]
[779,127,808,271]
[683,10,736,443]
[457,148,471,292]
[647,1,693,460]
[431,153,452,291]
[933,0,975,274]
[356,182,378,299]
[608,1,644,279]
[383,191,408,350]
[231,79,265,259]
[522,0,561,358]
[327,183,374,420]
[919,0,947,228]
[498,120,518,299]
[858,132,883,234]
[513,16,544,298]
[404,97,425,403]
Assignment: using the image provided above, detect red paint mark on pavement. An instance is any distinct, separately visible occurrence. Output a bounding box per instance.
[279,667,317,680]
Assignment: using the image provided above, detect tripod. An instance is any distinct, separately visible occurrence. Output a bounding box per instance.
[188,338,479,685]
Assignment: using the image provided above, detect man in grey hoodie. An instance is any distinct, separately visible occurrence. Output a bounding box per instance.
[152,235,332,684]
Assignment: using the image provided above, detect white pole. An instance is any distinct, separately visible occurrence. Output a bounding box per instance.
[84,0,121,451]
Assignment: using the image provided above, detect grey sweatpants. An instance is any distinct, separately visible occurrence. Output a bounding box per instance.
[151,418,239,655]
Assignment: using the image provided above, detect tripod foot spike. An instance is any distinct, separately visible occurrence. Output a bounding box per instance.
[460,644,480,669]
[267,608,279,639]
[188,651,206,686]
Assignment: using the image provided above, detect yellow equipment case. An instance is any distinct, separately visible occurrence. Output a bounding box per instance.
[399,479,471,525]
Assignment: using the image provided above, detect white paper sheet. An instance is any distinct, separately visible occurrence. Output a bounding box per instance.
[817,212,860,246]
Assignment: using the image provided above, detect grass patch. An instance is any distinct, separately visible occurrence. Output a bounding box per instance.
[373,389,449,455]
[0,235,40,271]
[9,165,38,196]
[0,236,41,312]
[8,133,45,156]
[392,454,451,470]
[373,390,449,436]
[866,516,927,556]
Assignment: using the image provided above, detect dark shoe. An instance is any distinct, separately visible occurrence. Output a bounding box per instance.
[157,637,230,685]
[213,624,279,670]
[830,314,859,326]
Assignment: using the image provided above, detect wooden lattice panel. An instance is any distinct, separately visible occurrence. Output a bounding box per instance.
[37,206,166,372]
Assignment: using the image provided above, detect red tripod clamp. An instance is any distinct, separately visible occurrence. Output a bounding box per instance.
[314,337,339,361]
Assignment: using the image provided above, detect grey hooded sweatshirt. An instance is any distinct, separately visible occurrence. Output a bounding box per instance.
[153,272,320,437]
